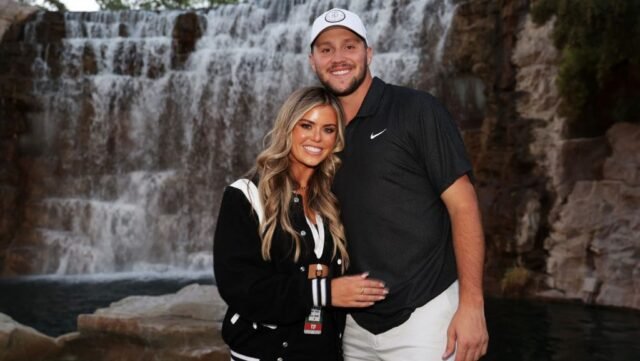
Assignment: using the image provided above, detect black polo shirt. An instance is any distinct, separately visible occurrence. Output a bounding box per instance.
[333,77,472,334]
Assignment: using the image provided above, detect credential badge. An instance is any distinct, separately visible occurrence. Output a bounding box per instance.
[325,9,346,23]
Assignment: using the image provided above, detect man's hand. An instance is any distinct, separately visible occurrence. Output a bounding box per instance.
[442,303,488,361]
[441,175,488,360]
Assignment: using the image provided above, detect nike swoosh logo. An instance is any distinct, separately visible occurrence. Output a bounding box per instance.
[370,129,387,139]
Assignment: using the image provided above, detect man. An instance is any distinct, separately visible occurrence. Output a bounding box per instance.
[308,8,489,361]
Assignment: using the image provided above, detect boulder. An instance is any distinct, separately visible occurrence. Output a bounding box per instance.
[58,283,229,361]
[0,313,60,361]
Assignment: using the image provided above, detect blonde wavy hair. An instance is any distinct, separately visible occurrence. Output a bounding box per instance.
[251,87,348,270]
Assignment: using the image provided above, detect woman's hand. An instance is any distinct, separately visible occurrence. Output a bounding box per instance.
[331,273,388,308]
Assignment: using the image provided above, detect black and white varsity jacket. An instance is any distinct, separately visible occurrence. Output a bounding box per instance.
[213,179,346,361]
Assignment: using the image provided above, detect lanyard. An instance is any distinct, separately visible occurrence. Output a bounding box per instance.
[305,213,325,259]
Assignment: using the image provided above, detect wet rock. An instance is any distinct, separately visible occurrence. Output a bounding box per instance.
[447,0,496,80]
[0,0,37,41]
[171,12,203,71]
[0,313,60,361]
[0,1,40,278]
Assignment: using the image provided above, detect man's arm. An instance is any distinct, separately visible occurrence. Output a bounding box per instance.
[440,174,488,361]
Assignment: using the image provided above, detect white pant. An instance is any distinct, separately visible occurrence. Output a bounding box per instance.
[343,281,459,361]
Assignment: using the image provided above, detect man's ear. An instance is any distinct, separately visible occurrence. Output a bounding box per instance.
[366,47,373,65]
[308,53,317,72]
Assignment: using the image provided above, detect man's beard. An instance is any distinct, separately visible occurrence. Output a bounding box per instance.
[317,63,368,97]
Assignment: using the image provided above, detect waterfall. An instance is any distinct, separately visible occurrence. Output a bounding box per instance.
[8,0,457,275]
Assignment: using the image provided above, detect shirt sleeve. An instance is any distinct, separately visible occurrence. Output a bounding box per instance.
[213,186,319,325]
[412,95,473,195]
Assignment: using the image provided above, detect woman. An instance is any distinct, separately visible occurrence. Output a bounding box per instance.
[214,87,387,361]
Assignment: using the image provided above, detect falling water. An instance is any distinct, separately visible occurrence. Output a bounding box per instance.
[6,0,457,275]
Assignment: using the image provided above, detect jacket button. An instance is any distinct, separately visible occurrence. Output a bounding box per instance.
[300,266,305,272]
[293,197,299,203]
[337,258,342,265]
[277,358,284,361]
[282,341,288,348]
[300,230,307,236]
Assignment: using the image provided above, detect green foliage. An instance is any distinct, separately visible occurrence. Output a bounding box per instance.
[501,265,531,295]
[96,0,237,10]
[532,0,640,136]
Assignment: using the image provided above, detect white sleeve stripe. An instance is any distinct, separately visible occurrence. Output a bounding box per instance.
[229,179,264,224]
[230,349,260,361]
[312,278,319,307]
[321,278,327,306]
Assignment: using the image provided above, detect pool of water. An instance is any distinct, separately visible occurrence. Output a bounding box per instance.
[1,275,638,361]
[484,297,640,361]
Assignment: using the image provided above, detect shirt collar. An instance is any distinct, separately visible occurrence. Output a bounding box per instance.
[354,77,386,119]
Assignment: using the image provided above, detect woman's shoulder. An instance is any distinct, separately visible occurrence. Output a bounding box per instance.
[220,178,263,221]
[218,181,253,213]
[228,178,257,191]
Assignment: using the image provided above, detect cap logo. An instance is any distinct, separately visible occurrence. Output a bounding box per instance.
[324,9,346,23]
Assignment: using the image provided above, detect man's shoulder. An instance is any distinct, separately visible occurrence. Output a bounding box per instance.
[386,82,442,110]
[381,82,454,133]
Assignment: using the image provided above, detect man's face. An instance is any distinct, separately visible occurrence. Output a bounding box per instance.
[309,27,372,97]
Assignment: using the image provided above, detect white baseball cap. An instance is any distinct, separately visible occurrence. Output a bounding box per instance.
[310,8,368,47]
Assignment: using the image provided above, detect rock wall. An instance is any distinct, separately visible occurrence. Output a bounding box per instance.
[510,15,639,309]
[543,124,640,308]
[0,8,67,275]
[449,0,639,308]
[0,0,37,277]
[447,0,551,293]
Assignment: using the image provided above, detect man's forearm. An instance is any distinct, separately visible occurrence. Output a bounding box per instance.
[451,203,485,306]
[441,176,485,306]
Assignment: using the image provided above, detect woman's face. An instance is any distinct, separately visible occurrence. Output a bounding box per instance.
[288,104,338,173]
